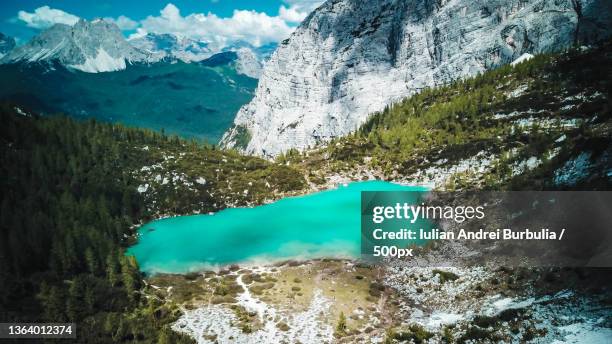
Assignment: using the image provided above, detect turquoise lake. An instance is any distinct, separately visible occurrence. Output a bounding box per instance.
[128,181,429,274]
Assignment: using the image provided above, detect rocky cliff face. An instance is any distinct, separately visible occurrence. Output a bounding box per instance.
[221,0,612,157]
[1,19,151,73]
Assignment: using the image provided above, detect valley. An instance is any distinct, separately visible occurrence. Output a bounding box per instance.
[126,42,612,344]
[1,40,610,343]
[0,1,611,343]
[0,61,257,143]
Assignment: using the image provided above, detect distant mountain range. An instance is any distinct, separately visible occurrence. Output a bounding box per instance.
[0,19,273,142]
[128,33,276,78]
[0,18,275,77]
[129,33,214,63]
[0,59,257,143]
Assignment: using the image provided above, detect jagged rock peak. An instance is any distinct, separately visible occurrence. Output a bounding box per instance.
[1,18,151,73]
[129,33,214,63]
[221,0,612,157]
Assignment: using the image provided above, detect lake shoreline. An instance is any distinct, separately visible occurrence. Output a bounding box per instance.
[128,181,428,275]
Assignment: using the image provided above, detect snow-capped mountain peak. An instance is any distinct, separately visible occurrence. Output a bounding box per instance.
[128,33,214,63]
[129,33,275,77]
[1,19,150,73]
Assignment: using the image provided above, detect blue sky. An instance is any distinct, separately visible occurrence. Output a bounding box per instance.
[0,0,324,46]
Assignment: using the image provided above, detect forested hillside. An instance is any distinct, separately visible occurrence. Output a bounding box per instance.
[0,106,304,343]
[290,43,612,191]
[0,61,257,143]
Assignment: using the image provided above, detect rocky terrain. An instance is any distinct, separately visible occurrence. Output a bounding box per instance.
[288,43,612,193]
[144,259,611,344]
[151,40,612,344]
[222,0,612,157]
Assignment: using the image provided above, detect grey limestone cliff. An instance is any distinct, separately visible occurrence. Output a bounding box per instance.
[221,0,612,157]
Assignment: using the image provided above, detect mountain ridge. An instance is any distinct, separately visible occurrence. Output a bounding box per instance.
[1,19,275,77]
[221,0,612,157]
[0,59,257,142]
[1,19,152,73]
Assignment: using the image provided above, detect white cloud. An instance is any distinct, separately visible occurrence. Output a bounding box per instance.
[16,2,323,49]
[17,6,80,29]
[104,15,139,30]
[133,3,294,48]
[279,6,307,23]
[279,0,324,24]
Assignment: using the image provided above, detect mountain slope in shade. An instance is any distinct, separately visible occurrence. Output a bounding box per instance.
[0,32,15,59]
[221,0,612,157]
[0,19,152,73]
[0,61,257,142]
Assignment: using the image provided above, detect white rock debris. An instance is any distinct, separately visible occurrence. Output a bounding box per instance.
[173,269,334,344]
[406,151,495,188]
[137,184,149,193]
[510,53,534,66]
[14,107,30,117]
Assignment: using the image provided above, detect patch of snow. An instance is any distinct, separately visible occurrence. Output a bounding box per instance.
[422,312,464,329]
[235,274,270,322]
[137,184,149,193]
[14,107,30,117]
[484,290,574,317]
[173,284,333,344]
[69,48,127,73]
[513,117,580,130]
[560,104,575,111]
[551,323,612,344]
[406,151,495,188]
[511,53,534,66]
[513,156,541,176]
[506,84,530,99]
[548,147,562,160]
